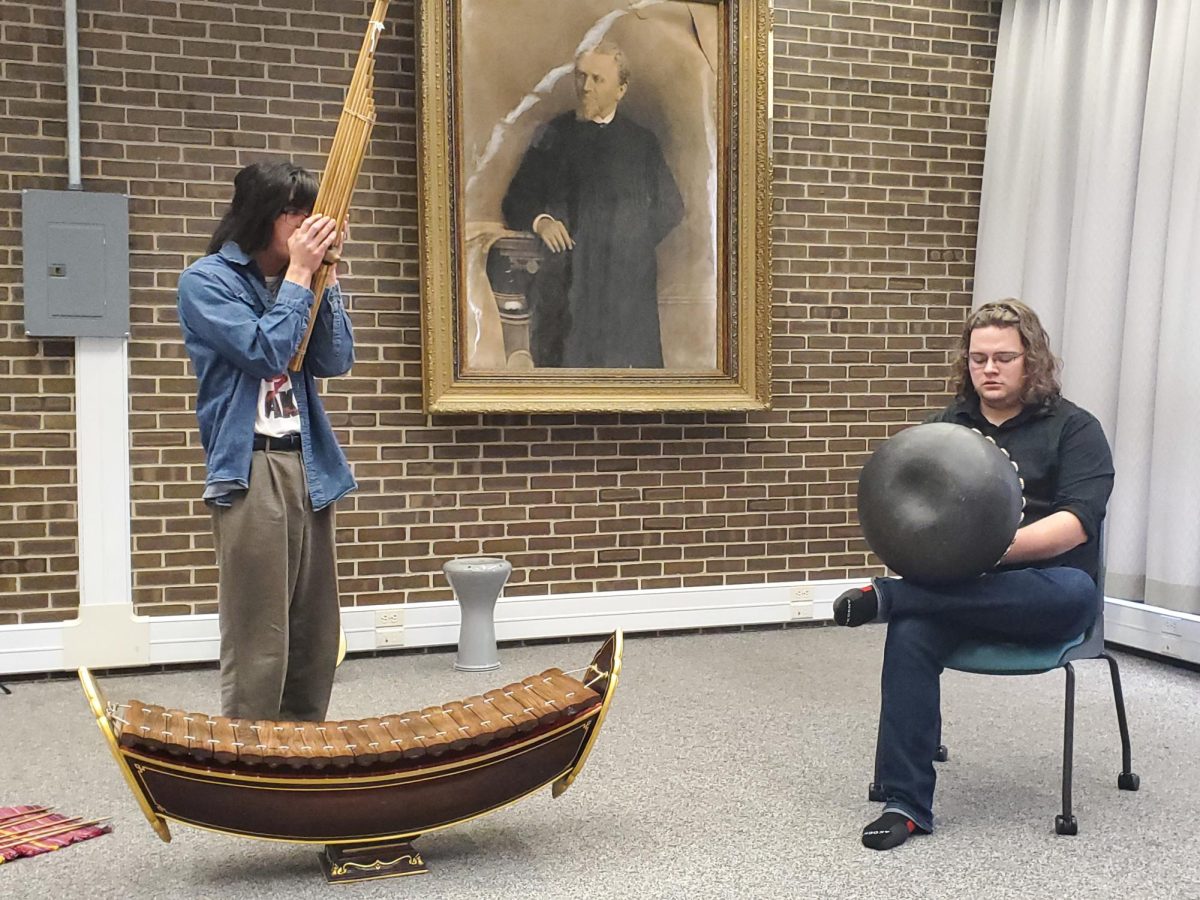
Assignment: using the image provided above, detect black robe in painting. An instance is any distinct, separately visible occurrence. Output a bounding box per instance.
[502,111,684,368]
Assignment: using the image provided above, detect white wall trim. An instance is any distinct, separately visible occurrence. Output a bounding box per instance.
[0,579,847,675]
[4,584,1198,676]
[0,621,67,675]
[1103,598,1200,666]
[75,337,133,610]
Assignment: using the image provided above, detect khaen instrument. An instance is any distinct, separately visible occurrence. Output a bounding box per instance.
[80,631,622,884]
[288,0,390,372]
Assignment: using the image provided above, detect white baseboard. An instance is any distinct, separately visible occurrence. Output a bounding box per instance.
[0,621,68,675]
[4,583,1196,677]
[1103,597,1200,666]
[0,579,849,676]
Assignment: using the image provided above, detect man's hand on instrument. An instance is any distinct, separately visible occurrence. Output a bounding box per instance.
[285,214,339,286]
[324,219,349,285]
[534,216,574,253]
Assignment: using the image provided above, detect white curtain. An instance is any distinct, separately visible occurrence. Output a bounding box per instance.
[974,0,1200,614]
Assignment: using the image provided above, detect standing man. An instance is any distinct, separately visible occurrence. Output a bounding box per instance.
[502,41,684,368]
[833,299,1114,849]
[177,160,356,723]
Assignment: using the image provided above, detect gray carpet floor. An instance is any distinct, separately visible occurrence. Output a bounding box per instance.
[2,625,1197,900]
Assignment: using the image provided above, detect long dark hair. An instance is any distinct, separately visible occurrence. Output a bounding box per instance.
[206,160,318,255]
[951,298,1062,407]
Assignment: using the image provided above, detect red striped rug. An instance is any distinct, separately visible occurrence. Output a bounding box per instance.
[0,805,111,863]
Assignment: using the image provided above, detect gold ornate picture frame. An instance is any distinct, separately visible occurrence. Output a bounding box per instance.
[417,0,771,412]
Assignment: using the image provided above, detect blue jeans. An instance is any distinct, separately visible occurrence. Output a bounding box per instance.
[872,567,1098,832]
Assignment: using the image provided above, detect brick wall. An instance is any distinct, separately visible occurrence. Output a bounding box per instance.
[0,0,1001,624]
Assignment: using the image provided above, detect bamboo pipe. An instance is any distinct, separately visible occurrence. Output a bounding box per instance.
[289,0,390,371]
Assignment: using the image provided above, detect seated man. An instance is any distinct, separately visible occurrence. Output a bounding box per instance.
[834,299,1114,850]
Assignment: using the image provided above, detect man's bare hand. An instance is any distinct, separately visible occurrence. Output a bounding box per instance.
[324,218,349,263]
[324,219,349,284]
[534,216,575,253]
[286,214,339,285]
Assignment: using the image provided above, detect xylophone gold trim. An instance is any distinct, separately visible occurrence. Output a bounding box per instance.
[118,717,594,845]
[79,631,621,879]
[553,629,622,797]
[79,666,172,843]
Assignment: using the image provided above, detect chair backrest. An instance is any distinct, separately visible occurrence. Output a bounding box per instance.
[1062,523,1107,662]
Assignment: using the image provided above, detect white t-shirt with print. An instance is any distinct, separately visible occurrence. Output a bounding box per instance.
[255,276,301,437]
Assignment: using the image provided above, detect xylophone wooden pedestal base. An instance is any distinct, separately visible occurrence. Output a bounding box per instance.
[319,839,428,884]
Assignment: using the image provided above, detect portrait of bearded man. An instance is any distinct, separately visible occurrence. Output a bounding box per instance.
[501,41,685,369]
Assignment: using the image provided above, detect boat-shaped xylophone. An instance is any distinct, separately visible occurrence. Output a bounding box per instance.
[79,630,621,883]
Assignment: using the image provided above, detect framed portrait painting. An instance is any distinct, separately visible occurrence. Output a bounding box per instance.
[417,0,771,412]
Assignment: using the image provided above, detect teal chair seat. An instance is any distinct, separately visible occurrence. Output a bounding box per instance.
[945,631,1087,675]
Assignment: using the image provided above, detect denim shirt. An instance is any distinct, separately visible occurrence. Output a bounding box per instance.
[177,242,357,510]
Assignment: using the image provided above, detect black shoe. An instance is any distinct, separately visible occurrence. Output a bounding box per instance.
[833,585,878,627]
[862,811,918,850]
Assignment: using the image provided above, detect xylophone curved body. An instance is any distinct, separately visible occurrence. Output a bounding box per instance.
[79,630,622,883]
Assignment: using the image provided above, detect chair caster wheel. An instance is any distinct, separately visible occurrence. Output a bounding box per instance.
[868,782,886,802]
[933,745,949,763]
[1055,815,1078,835]
[1118,772,1140,791]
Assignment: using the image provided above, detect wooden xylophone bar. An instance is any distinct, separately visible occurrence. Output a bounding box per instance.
[109,668,600,772]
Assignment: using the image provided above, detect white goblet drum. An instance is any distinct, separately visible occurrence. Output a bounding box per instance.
[443,556,511,671]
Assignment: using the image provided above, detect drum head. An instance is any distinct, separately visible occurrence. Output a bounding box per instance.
[857,422,1023,585]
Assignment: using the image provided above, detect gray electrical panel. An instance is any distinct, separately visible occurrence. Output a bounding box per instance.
[22,189,130,338]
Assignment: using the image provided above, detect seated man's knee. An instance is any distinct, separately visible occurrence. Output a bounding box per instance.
[1053,567,1099,631]
[1058,566,1098,604]
[1064,566,1096,593]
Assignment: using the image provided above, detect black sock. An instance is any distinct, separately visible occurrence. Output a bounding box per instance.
[833,585,878,627]
[862,811,917,850]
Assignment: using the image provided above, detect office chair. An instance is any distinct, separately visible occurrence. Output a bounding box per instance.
[867,560,1139,834]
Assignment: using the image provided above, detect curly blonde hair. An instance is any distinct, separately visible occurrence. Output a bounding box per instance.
[951,299,1061,407]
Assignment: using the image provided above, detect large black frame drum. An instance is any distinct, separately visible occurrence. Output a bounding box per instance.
[857,423,1023,585]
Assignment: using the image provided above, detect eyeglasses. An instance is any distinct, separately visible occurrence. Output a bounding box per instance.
[966,351,1024,367]
[280,207,310,220]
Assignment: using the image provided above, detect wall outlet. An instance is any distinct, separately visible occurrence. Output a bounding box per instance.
[376,609,404,629]
[791,585,814,619]
[377,626,405,648]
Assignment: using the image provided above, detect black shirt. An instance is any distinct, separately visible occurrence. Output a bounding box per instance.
[928,396,1114,581]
